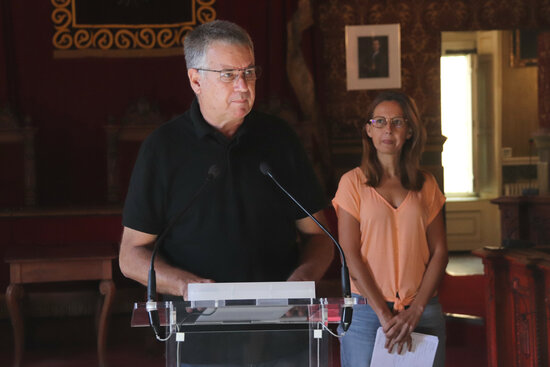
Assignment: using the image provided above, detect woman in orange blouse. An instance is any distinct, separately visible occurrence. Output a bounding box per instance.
[333,91,448,366]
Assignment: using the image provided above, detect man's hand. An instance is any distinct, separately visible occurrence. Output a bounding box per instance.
[178,275,215,300]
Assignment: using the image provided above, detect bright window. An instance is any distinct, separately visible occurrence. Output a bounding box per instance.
[441,55,474,195]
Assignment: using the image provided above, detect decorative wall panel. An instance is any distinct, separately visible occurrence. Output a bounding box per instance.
[51,0,216,58]
[314,0,550,185]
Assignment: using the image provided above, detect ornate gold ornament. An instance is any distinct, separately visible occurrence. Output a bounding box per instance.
[51,0,216,58]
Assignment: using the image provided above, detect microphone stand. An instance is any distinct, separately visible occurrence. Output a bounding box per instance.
[146,164,220,340]
[260,162,353,331]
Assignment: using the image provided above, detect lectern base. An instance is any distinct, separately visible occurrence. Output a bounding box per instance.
[130,297,366,367]
[168,328,309,366]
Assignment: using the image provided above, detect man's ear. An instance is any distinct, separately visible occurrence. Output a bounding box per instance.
[188,69,201,94]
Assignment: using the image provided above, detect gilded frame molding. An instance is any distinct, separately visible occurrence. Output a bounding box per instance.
[51,0,216,58]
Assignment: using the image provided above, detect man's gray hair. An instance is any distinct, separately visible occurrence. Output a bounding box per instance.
[184,20,254,69]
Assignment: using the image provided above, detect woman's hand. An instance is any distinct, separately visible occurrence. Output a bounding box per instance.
[382,304,423,354]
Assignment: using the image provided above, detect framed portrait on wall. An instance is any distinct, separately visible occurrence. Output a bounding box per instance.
[345,24,401,90]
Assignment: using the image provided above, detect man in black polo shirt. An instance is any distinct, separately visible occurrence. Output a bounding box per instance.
[119,20,334,365]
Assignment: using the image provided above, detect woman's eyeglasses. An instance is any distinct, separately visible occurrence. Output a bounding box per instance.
[369,116,407,129]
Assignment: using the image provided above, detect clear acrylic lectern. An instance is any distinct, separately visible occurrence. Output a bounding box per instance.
[131,297,365,366]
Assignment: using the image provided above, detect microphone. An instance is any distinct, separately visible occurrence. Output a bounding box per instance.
[146,164,220,339]
[259,162,353,331]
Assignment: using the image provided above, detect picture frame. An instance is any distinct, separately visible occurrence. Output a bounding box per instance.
[345,24,401,90]
[510,29,538,67]
[51,0,216,58]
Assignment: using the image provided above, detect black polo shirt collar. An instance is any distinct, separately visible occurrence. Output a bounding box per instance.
[190,98,251,144]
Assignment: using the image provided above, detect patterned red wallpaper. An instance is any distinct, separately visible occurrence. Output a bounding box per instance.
[314,0,550,140]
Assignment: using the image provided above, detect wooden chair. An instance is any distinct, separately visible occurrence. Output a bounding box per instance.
[105,99,164,203]
[5,243,117,367]
[0,106,37,206]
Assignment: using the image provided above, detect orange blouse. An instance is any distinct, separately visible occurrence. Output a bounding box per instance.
[332,167,445,311]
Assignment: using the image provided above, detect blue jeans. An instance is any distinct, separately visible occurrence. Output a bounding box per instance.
[338,295,446,367]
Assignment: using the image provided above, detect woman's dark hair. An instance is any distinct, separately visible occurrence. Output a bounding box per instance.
[360,90,426,190]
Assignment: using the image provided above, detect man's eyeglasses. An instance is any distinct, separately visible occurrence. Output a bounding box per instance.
[369,116,407,129]
[196,66,262,83]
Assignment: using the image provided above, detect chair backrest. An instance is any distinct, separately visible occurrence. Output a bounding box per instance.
[0,106,36,206]
[105,98,164,203]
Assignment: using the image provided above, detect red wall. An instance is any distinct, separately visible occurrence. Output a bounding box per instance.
[0,0,315,294]
[0,0,298,207]
[0,1,9,104]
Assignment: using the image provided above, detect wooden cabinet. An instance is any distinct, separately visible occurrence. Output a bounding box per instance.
[540,260,550,366]
[491,196,550,246]
[474,247,550,367]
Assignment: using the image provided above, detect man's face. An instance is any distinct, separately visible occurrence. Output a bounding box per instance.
[188,41,256,129]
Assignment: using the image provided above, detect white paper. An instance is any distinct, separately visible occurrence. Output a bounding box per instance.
[370,327,439,367]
